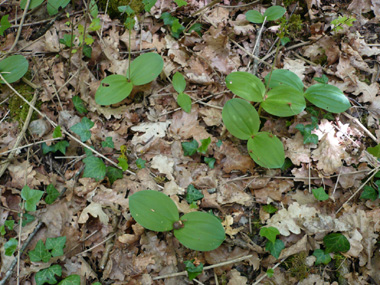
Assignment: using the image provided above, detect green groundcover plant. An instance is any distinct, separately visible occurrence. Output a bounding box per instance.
[95,52,163,105]
[222,69,351,168]
[129,190,225,251]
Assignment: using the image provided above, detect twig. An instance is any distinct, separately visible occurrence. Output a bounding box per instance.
[0,138,61,156]
[252,259,285,285]
[251,16,267,75]
[0,73,136,176]
[191,0,220,17]
[5,0,31,54]
[217,0,259,8]
[343,112,379,143]
[75,233,116,256]
[152,254,255,280]
[0,91,37,178]
[336,167,379,214]
[229,38,272,67]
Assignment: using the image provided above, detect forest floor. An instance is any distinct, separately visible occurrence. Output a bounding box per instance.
[1,0,380,284]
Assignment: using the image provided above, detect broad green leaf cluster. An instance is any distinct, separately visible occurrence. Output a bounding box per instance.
[246,6,286,24]
[173,72,192,113]
[95,53,164,105]
[129,190,225,251]
[222,69,351,168]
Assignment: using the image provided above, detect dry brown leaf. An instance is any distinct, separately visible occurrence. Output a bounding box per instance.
[284,132,312,165]
[78,202,109,224]
[283,58,306,81]
[217,182,253,206]
[227,269,248,285]
[222,215,244,237]
[150,155,175,180]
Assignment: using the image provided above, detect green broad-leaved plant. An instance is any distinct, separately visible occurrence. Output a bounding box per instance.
[129,190,225,251]
[95,53,164,105]
[222,69,351,168]
[172,72,192,113]
[0,55,29,84]
[246,5,286,24]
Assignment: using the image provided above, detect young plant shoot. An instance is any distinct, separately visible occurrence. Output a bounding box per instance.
[129,190,225,251]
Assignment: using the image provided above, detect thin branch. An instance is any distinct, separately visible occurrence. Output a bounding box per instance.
[0,138,61,156]
[336,167,379,214]
[5,0,31,54]
[152,254,255,280]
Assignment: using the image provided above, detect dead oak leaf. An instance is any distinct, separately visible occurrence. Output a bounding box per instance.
[78,202,109,224]
[284,132,312,165]
[222,215,244,237]
[150,155,175,180]
[312,132,348,174]
[169,106,211,141]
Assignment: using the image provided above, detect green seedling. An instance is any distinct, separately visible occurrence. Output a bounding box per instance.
[161,12,185,39]
[246,5,286,24]
[222,69,351,168]
[0,55,29,84]
[312,187,329,201]
[129,190,225,251]
[313,249,331,265]
[173,72,192,113]
[260,226,284,258]
[184,260,203,281]
[0,14,11,36]
[331,15,356,32]
[95,53,164,105]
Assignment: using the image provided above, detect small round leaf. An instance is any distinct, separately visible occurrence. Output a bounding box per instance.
[261,86,306,117]
[246,10,264,24]
[127,53,164,86]
[222,98,260,140]
[304,84,351,113]
[264,69,304,92]
[226,72,265,102]
[129,190,179,232]
[263,6,286,21]
[0,55,29,84]
[247,132,285,168]
[173,72,186,93]
[177,92,192,113]
[174,212,225,251]
[95,75,133,105]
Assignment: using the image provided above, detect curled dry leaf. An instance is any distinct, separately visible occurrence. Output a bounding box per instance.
[78,202,109,224]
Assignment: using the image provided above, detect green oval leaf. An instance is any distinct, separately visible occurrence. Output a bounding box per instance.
[247,132,285,168]
[173,72,186,93]
[304,84,351,113]
[95,75,133,105]
[226,72,265,102]
[265,69,304,92]
[222,98,260,140]
[0,55,29,84]
[323,233,350,253]
[129,190,179,232]
[246,10,264,24]
[261,86,306,117]
[177,92,192,113]
[263,6,286,21]
[174,212,225,251]
[20,0,44,10]
[127,53,164,86]
[47,0,70,15]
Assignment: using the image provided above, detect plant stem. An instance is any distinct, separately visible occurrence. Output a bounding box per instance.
[265,39,281,94]
[128,26,132,80]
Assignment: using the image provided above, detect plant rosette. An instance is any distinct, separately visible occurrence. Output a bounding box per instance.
[95,53,164,105]
[129,190,225,251]
[222,69,351,168]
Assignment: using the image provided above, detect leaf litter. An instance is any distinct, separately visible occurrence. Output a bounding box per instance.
[1,0,380,284]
